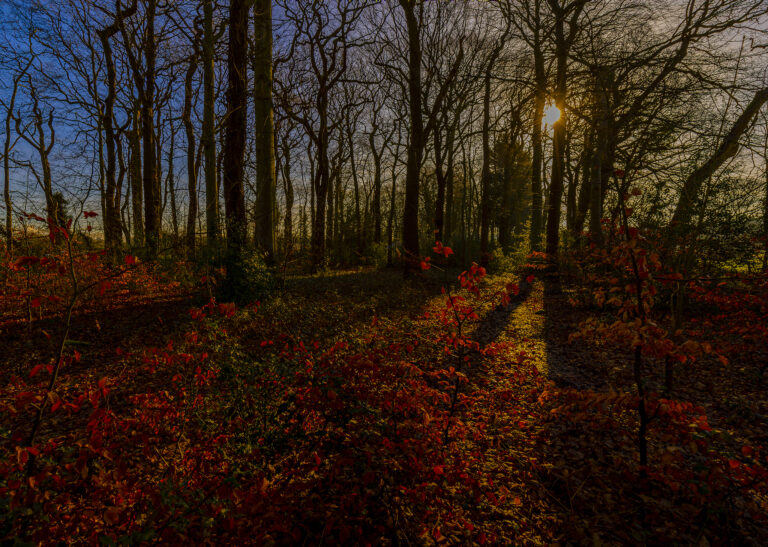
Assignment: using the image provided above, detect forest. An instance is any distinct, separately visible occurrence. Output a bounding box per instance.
[1,0,768,544]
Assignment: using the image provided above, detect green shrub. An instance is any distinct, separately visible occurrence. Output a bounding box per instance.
[221,250,274,304]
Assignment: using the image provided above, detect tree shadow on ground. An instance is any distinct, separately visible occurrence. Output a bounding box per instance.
[471,276,535,347]
[530,273,766,545]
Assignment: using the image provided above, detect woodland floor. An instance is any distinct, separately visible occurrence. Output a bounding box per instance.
[2,264,767,545]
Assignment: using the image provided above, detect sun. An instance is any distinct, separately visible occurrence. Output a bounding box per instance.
[543,103,561,126]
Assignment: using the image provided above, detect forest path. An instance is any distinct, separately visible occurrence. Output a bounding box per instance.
[469,274,610,391]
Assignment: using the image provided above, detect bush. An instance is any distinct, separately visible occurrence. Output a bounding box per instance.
[221,250,274,304]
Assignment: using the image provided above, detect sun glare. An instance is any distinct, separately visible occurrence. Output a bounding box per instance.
[543,103,561,126]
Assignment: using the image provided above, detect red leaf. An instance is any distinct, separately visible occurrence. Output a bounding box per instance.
[526,274,535,283]
[433,465,444,475]
[30,364,45,378]
[30,298,41,308]
[83,211,98,218]
[741,446,754,458]
[125,255,136,266]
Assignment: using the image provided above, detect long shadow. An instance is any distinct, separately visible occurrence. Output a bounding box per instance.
[532,273,762,544]
[540,274,610,390]
[533,274,646,544]
[0,294,199,383]
[471,276,534,347]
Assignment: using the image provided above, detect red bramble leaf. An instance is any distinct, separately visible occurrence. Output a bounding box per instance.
[433,241,454,258]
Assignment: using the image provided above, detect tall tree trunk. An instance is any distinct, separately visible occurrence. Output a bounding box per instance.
[573,122,593,236]
[97,8,129,256]
[281,134,294,251]
[223,0,249,272]
[545,0,587,257]
[184,31,200,256]
[434,125,447,242]
[3,104,13,252]
[348,119,363,255]
[19,85,59,236]
[386,135,402,267]
[589,73,611,246]
[310,88,331,267]
[400,0,425,273]
[253,0,276,261]
[529,12,546,251]
[203,0,219,245]
[670,86,768,235]
[142,0,159,256]
[368,107,388,246]
[371,136,383,243]
[167,128,178,239]
[130,102,144,247]
[545,16,567,256]
[325,162,334,259]
[3,60,32,252]
[480,52,500,265]
[444,125,455,243]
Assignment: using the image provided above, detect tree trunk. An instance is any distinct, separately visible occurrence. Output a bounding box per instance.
[544,15,567,256]
[20,86,60,236]
[253,0,276,261]
[348,118,363,255]
[589,71,612,245]
[386,135,402,267]
[444,125,455,243]
[3,60,32,252]
[371,139,383,243]
[203,0,219,245]
[529,20,546,251]
[183,32,200,256]
[223,0,249,249]
[97,4,136,256]
[310,90,331,267]
[167,128,178,239]
[142,0,159,256]
[670,87,768,235]
[281,134,294,251]
[434,125,447,242]
[480,52,499,265]
[573,123,593,236]
[130,102,144,247]
[400,0,425,273]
